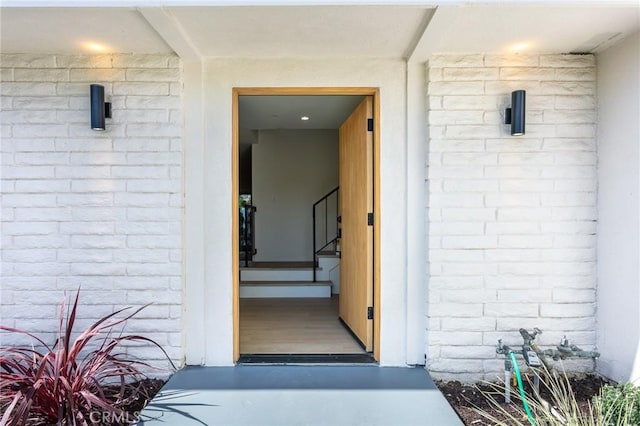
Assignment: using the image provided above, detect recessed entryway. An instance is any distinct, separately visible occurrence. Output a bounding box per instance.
[232,88,381,362]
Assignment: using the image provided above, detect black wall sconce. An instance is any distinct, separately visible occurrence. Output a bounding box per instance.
[90,84,111,131]
[505,90,526,136]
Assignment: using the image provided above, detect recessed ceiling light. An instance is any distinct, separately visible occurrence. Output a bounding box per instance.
[301,116,310,121]
[81,42,109,53]
[508,41,533,53]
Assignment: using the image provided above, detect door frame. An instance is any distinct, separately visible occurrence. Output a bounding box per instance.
[232,87,381,362]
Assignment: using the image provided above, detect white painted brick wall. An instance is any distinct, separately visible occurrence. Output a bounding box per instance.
[0,53,182,369]
[426,54,597,382]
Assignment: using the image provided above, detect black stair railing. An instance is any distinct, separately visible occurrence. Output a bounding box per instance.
[312,186,339,282]
[240,203,256,267]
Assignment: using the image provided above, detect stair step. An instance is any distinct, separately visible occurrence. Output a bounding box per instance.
[248,261,313,268]
[240,268,315,282]
[240,281,331,298]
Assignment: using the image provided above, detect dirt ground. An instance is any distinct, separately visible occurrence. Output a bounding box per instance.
[436,374,610,425]
[111,378,165,425]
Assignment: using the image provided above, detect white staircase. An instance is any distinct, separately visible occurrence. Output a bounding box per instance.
[317,254,340,295]
[240,259,340,298]
[240,268,314,282]
[240,280,331,298]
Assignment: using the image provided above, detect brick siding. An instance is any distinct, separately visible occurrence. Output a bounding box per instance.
[0,53,183,368]
[426,54,597,382]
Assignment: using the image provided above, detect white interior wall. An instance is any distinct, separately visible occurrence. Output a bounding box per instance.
[596,32,640,383]
[189,57,409,365]
[252,129,338,262]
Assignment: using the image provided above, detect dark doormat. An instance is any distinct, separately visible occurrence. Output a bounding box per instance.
[238,353,376,364]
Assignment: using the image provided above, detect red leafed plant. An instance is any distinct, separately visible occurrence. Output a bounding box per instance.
[0,290,175,425]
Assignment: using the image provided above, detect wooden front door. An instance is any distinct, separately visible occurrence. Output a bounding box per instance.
[338,96,374,351]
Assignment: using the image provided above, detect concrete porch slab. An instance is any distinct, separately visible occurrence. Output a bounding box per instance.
[137,365,463,426]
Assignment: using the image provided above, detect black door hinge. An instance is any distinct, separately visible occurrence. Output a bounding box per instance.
[367,306,374,320]
[367,212,374,226]
[367,118,373,132]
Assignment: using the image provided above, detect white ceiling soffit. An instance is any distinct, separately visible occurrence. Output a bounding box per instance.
[0,5,432,58]
[1,3,637,56]
[166,6,432,58]
[413,4,640,58]
[2,0,639,5]
[0,7,173,54]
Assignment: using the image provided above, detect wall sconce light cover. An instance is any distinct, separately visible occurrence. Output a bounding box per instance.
[90,84,111,131]
[505,90,526,136]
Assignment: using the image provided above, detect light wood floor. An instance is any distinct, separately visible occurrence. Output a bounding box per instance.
[239,297,365,354]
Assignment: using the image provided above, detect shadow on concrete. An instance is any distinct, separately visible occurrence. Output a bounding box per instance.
[138,390,216,425]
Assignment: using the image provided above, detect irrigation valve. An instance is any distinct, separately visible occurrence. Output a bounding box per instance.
[496,327,600,404]
[523,350,542,367]
[496,327,600,362]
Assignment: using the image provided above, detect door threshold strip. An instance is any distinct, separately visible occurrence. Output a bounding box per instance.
[238,353,376,364]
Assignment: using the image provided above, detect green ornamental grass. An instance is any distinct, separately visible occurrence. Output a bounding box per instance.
[594,382,640,426]
[475,363,639,426]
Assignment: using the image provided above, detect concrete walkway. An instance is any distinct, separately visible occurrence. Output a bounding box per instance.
[137,365,463,426]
